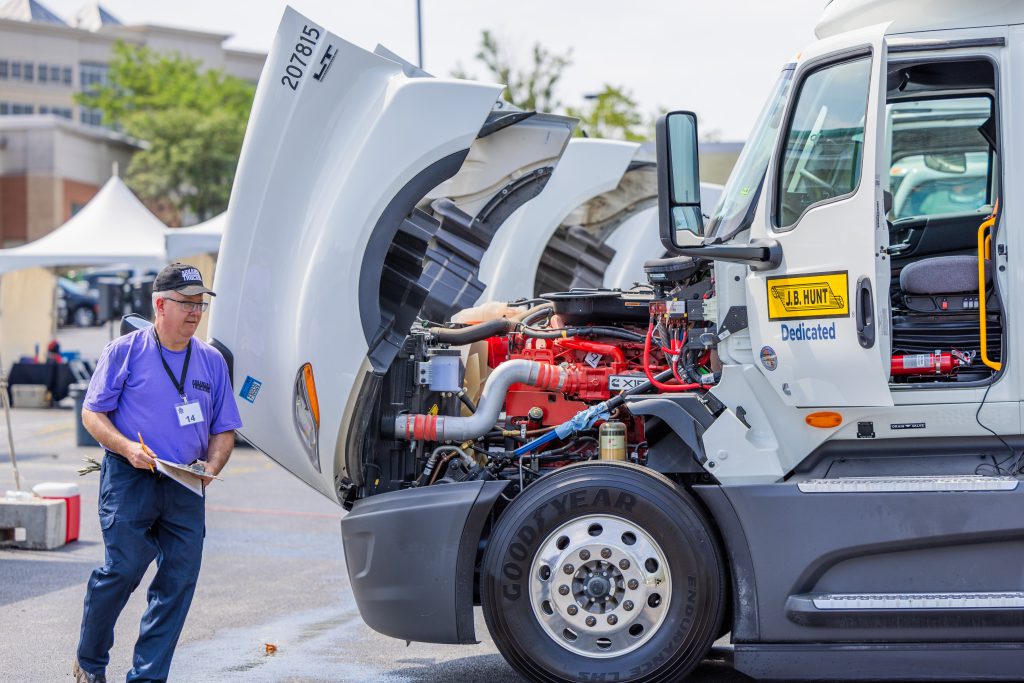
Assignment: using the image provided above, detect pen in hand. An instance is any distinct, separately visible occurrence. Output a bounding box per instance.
[137,432,156,473]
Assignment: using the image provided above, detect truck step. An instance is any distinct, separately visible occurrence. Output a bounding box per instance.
[786,592,1024,628]
[796,475,1017,493]
[812,592,1024,610]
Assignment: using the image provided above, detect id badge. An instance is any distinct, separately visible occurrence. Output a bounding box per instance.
[176,399,205,427]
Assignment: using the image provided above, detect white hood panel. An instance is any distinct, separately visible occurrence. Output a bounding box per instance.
[478,139,640,303]
[210,7,503,500]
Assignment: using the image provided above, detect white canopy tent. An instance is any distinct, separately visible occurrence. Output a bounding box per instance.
[0,174,168,276]
[0,174,167,365]
[165,212,225,260]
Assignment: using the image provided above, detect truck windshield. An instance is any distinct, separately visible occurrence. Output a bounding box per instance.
[706,65,795,241]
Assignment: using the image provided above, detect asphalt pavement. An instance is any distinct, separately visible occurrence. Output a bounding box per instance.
[0,404,515,682]
[0,326,750,682]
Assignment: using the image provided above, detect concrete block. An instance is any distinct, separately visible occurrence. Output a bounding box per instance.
[11,384,51,408]
[0,497,67,550]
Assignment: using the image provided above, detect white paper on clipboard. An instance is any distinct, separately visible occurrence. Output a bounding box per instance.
[154,458,220,498]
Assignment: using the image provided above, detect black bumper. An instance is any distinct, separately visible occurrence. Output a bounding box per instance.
[340,479,508,644]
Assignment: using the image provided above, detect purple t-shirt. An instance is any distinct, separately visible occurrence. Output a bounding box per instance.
[84,329,243,465]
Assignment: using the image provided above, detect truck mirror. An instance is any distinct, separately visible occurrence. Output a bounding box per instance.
[656,111,704,252]
[924,152,967,174]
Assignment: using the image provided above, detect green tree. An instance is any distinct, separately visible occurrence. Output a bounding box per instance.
[566,85,649,141]
[453,30,572,111]
[76,42,254,223]
[454,32,654,141]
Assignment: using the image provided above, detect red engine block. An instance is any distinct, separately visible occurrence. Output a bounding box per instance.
[487,332,665,426]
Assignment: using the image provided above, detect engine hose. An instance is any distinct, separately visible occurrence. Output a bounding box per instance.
[394,359,569,442]
[427,304,552,345]
[416,446,450,486]
[519,306,554,327]
[520,325,646,342]
[417,445,474,486]
[429,446,475,484]
[428,317,513,345]
[457,389,477,414]
[671,356,686,385]
[555,338,626,365]
[644,322,699,392]
[523,437,597,460]
[511,303,554,322]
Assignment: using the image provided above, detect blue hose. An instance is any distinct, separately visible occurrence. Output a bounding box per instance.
[512,400,611,456]
[512,429,560,457]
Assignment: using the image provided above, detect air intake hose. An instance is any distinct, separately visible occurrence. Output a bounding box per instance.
[393,359,567,442]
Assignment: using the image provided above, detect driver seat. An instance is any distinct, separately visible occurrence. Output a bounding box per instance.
[897,200,999,314]
[899,254,993,313]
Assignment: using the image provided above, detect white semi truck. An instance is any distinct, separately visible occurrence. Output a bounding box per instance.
[207,2,1024,680]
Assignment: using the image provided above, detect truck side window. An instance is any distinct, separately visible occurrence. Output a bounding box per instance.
[775,57,872,229]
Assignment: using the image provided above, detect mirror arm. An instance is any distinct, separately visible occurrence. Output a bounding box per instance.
[673,238,783,272]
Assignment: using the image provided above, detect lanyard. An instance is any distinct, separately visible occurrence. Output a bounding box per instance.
[153,329,192,399]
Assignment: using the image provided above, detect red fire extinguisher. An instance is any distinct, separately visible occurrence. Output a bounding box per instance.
[891,351,966,376]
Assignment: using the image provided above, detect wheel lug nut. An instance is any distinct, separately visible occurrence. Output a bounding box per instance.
[624,600,634,611]
[627,579,639,590]
[563,564,575,575]
[619,559,630,570]
[567,605,578,615]
[558,585,570,596]
[607,614,618,625]
[585,616,597,627]
[579,549,590,560]
[601,548,612,559]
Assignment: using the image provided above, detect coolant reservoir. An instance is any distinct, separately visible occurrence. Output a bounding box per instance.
[450,301,521,324]
[599,421,627,461]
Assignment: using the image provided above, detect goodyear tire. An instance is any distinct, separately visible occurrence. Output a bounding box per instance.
[481,462,725,682]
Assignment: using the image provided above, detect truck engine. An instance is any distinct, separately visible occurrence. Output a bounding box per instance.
[343,257,718,506]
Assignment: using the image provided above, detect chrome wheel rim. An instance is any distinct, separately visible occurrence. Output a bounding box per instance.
[529,514,672,658]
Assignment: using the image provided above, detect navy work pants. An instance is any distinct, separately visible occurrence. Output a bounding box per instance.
[78,453,205,682]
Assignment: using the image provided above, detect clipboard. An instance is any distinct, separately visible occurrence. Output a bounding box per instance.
[154,458,221,498]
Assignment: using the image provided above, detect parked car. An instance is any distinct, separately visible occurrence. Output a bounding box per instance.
[57,277,100,327]
[77,265,132,292]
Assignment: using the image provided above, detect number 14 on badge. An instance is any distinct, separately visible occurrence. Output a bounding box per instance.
[176,399,204,427]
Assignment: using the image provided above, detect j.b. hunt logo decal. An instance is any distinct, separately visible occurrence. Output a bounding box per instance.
[767,270,849,321]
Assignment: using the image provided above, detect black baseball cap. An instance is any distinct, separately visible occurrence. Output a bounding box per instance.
[153,262,216,296]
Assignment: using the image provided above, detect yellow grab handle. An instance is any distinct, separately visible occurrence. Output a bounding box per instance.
[978,205,1000,371]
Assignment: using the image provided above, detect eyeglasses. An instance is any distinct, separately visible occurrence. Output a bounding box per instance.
[165,297,210,313]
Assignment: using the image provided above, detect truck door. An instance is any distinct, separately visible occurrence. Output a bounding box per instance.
[208,7,574,500]
[747,24,893,407]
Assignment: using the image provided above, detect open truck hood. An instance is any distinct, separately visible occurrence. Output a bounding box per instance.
[209,7,574,501]
[478,139,641,303]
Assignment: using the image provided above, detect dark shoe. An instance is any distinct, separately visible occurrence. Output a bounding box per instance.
[73,660,106,683]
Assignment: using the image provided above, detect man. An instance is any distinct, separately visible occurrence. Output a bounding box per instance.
[74,263,243,683]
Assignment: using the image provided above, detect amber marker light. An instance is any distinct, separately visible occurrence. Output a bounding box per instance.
[302,363,320,427]
[293,363,322,472]
[805,412,842,428]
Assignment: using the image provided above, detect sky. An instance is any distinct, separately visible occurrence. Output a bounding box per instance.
[43,0,827,140]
